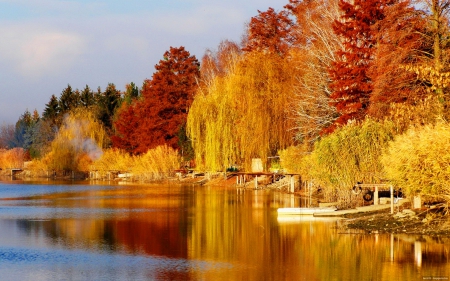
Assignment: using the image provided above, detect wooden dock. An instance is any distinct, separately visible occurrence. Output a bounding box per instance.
[6,168,23,176]
[233,172,301,192]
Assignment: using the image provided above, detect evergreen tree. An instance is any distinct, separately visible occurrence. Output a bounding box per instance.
[80,85,95,108]
[97,83,122,132]
[43,94,60,124]
[58,84,80,113]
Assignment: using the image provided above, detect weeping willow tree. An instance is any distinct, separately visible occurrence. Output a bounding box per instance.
[43,108,108,171]
[187,52,296,171]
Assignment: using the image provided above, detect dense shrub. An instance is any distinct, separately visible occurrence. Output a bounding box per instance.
[305,119,395,204]
[0,148,26,170]
[381,122,450,201]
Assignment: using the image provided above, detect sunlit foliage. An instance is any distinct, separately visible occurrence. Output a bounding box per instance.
[91,148,133,174]
[306,119,395,202]
[0,148,26,169]
[131,145,180,180]
[278,145,308,174]
[242,7,294,56]
[381,122,450,202]
[112,46,200,154]
[187,52,296,171]
[43,108,107,171]
[286,0,341,142]
[328,0,394,128]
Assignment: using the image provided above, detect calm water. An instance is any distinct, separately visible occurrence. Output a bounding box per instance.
[0,179,448,281]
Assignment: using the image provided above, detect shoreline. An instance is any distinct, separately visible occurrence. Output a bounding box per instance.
[2,170,449,237]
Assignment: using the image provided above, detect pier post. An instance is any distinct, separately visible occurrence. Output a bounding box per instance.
[390,185,394,214]
[374,186,379,205]
[254,176,258,189]
[289,176,295,193]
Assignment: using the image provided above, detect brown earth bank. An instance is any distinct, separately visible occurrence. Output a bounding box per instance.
[341,204,450,236]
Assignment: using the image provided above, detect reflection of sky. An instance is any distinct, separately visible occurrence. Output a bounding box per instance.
[0,245,228,281]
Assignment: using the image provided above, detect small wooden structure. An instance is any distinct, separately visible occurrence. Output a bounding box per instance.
[354,183,396,214]
[6,168,22,176]
[234,172,301,192]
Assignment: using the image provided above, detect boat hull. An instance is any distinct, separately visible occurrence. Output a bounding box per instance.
[277,207,337,215]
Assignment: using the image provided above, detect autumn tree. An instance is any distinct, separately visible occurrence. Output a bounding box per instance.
[367,0,430,118]
[242,7,295,56]
[43,108,107,171]
[286,0,342,143]
[187,52,296,171]
[200,40,241,87]
[111,101,140,153]
[328,0,394,129]
[408,0,450,115]
[112,46,200,154]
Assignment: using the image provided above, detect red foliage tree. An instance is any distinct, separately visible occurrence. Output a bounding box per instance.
[113,46,200,154]
[111,102,141,153]
[242,7,295,56]
[368,0,431,118]
[328,0,394,129]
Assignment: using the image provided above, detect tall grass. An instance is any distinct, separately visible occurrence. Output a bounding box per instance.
[91,145,180,181]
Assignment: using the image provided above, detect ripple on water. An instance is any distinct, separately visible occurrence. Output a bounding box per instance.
[0,246,234,281]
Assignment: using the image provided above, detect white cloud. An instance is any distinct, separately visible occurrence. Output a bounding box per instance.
[0,24,86,79]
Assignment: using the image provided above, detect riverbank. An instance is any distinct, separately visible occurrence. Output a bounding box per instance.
[341,203,450,236]
[4,169,450,236]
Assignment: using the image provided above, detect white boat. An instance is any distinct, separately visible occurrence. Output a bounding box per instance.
[277,207,337,216]
[277,216,343,223]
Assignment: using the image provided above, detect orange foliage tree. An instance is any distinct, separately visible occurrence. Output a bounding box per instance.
[112,46,200,154]
[368,0,434,119]
[328,0,394,130]
[242,7,295,57]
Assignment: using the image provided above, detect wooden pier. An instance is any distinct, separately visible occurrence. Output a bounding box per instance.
[6,168,23,176]
[233,172,301,192]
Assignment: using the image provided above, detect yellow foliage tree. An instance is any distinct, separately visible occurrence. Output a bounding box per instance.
[187,52,296,171]
[43,108,108,171]
[381,122,450,202]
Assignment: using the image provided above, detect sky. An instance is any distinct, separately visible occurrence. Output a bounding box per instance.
[0,0,288,125]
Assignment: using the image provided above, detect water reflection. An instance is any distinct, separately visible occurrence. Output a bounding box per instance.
[0,180,449,281]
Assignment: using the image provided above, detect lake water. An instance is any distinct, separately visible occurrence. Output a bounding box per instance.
[0,179,448,281]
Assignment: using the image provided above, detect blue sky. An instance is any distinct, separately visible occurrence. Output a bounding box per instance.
[0,0,288,124]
